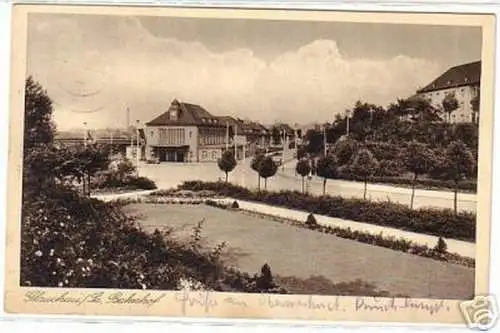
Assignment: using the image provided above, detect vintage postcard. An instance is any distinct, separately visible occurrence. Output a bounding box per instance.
[3,3,497,328]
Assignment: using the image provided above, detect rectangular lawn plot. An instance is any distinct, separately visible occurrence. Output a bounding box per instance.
[126,203,474,300]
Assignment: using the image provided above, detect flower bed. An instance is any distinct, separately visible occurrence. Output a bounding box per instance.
[178,181,476,242]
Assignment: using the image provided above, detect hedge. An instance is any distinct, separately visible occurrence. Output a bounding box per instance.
[178,181,476,242]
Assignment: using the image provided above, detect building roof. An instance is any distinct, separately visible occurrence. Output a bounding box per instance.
[146,99,224,127]
[417,61,481,93]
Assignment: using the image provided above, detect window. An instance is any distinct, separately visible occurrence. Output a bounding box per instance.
[212,151,217,160]
[202,150,208,159]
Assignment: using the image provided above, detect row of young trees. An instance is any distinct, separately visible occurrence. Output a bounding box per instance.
[217,150,280,190]
[296,137,475,214]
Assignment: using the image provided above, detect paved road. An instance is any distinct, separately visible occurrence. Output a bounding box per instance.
[137,157,476,213]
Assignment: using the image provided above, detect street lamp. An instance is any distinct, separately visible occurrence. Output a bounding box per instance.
[83,122,88,148]
[345,110,351,136]
[282,129,286,171]
[323,125,327,156]
[136,119,140,167]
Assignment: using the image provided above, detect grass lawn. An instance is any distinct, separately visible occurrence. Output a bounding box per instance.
[125,203,474,300]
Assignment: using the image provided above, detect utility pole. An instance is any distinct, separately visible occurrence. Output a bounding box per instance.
[126,107,130,128]
[346,111,350,136]
[282,129,286,171]
[234,124,238,160]
[136,119,140,167]
[225,121,229,150]
[83,122,88,148]
[323,126,327,156]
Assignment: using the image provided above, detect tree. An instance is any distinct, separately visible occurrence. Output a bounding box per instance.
[258,156,278,190]
[442,93,459,123]
[350,149,379,200]
[295,158,311,193]
[316,154,338,195]
[439,140,475,214]
[403,141,436,209]
[434,237,448,255]
[24,76,56,150]
[297,145,308,160]
[23,77,58,195]
[471,90,480,124]
[304,129,323,155]
[271,126,282,146]
[250,153,265,190]
[333,137,358,166]
[217,150,237,183]
[453,122,478,150]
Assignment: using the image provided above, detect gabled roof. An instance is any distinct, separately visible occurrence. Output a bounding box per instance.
[417,61,481,93]
[146,99,224,127]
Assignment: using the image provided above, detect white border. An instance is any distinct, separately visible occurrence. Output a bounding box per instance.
[1,1,498,332]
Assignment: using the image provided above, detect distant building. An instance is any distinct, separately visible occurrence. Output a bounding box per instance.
[217,116,271,158]
[416,60,481,123]
[144,99,227,162]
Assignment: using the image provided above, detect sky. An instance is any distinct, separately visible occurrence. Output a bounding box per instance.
[26,13,482,130]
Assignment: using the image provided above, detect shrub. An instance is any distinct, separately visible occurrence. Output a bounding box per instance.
[231,201,240,209]
[305,213,318,229]
[434,237,448,254]
[128,176,157,190]
[179,181,476,242]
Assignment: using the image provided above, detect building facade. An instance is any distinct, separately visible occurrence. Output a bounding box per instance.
[415,60,481,123]
[144,100,227,162]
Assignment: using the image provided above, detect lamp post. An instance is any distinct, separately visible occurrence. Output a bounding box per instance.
[282,129,286,171]
[225,121,229,150]
[136,120,140,167]
[346,110,350,136]
[83,122,88,148]
[323,125,327,156]
[234,124,238,159]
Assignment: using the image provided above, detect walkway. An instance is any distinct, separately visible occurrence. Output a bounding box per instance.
[216,198,475,258]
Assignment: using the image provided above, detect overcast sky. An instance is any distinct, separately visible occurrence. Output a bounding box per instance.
[27,13,482,130]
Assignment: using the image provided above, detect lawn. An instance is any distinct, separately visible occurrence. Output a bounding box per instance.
[125,203,474,300]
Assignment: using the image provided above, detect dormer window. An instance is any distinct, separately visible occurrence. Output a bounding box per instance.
[170,109,178,120]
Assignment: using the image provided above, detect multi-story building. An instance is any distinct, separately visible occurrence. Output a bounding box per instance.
[415,60,481,123]
[144,99,227,162]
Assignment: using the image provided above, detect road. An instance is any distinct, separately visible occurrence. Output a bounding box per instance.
[137,156,476,213]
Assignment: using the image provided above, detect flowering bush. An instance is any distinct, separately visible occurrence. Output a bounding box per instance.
[21,186,285,292]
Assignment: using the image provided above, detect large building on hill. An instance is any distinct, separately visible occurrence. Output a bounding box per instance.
[415,60,481,123]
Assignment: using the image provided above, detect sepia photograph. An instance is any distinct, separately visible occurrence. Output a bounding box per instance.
[4,4,496,326]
